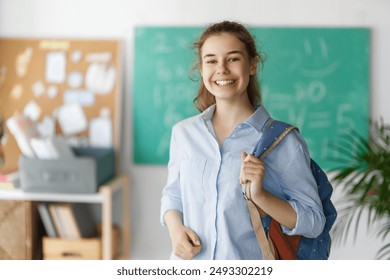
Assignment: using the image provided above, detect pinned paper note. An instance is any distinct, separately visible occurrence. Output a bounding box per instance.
[67,71,83,88]
[23,100,41,122]
[57,103,87,135]
[39,40,70,51]
[89,107,112,147]
[0,66,7,89]
[71,50,82,63]
[47,85,58,99]
[37,115,55,137]
[85,52,112,63]
[10,84,23,99]
[16,47,33,77]
[32,80,45,98]
[85,62,116,94]
[63,89,95,106]
[45,51,66,83]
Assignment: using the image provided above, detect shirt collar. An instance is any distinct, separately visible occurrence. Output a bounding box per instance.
[199,104,216,123]
[197,103,271,133]
[244,105,271,133]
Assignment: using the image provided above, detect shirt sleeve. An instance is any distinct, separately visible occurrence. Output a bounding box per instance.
[160,126,183,226]
[276,131,326,238]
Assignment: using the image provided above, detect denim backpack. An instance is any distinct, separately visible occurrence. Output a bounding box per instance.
[252,119,337,260]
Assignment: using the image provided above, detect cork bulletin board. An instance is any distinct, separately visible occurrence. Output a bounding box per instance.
[0,38,122,171]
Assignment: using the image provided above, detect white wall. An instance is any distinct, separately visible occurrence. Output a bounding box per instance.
[1,0,389,260]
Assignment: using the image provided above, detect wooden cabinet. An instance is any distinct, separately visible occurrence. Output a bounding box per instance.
[0,174,130,260]
[0,200,41,259]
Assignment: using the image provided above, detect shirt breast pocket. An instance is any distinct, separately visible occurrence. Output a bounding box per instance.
[180,157,207,204]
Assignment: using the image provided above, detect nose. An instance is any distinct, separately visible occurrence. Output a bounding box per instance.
[216,61,229,74]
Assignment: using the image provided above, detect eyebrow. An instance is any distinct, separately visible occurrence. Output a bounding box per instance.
[202,50,244,59]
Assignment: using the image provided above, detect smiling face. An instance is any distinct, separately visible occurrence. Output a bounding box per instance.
[200,32,257,104]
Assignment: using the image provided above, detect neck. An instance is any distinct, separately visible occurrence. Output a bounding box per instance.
[211,99,255,145]
[213,100,254,126]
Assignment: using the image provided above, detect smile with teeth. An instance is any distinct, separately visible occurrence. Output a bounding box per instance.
[215,80,236,86]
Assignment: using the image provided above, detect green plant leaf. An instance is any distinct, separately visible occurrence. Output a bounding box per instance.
[330,118,390,259]
[377,243,390,260]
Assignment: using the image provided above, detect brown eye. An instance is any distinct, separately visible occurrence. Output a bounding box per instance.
[228,57,239,62]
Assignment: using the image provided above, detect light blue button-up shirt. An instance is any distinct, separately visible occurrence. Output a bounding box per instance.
[160,105,325,260]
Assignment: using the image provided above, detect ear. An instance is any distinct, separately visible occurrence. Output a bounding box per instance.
[249,57,259,75]
[198,63,203,77]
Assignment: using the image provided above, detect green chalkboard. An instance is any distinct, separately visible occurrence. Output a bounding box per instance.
[133,27,370,169]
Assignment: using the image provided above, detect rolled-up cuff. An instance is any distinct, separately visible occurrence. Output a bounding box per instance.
[160,197,183,226]
[281,200,325,238]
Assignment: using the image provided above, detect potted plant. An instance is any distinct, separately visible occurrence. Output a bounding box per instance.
[330,119,390,259]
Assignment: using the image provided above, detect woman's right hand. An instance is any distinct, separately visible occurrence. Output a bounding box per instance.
[170,224,202,260]
[164,209,202,259]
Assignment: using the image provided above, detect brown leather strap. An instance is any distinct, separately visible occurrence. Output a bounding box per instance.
[259,125,297,160]
[246,197,275,260]
[245,123,296,260]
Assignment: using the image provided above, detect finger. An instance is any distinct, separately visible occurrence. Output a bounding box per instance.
[241,164,265,175]
[241,166,265,178]
[174,246,191,260]
[240,164,265,180]
[240,154,246,184]
[242,173,263,184]
[179,250,192,260]
[244,154,263,163]
[242,160,265,168]
[179,243,201,260]
[186,229,201,247]
[192,244,202,256]
[240,177,247,185]
[240,166,249,185]
[241,171,264,181]
[241,165,265,182]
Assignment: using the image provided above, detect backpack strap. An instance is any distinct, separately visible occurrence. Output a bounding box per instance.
[252,119,298,159]
[244,119,297,259]
[245,197,276,260]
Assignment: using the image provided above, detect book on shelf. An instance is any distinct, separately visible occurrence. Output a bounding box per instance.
[37,203,57,237]
[0,181,14,190]
[48,203,97,239]
[0,169,18,190]
[48,203,68,238]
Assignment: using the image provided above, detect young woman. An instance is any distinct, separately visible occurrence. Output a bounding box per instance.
[160,21,325,260]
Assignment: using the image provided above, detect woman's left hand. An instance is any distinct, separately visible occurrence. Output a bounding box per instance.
[240,152,297,228]
[240,152,266,200]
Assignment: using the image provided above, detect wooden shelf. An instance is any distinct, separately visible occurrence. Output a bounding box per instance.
[0,173,130,260]
[0,189,105,203]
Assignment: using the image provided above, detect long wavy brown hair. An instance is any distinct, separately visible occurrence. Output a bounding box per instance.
[192,21,264,112]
